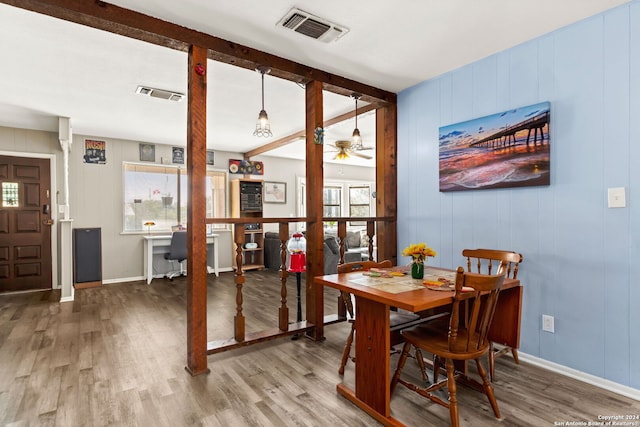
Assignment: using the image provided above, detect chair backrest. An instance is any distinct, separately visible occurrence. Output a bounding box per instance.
[168,231,188,261]
[448,266,507,354]
[462,248,523,279]
[337,259,392,274]
[337,260,392,318]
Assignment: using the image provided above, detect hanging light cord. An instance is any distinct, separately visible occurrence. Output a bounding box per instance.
[261,71,266,110]
[354,96,358,131]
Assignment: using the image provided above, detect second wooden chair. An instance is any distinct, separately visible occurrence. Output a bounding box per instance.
[337,260,424,375]
[390,266,508,427]
[463,248,523,380]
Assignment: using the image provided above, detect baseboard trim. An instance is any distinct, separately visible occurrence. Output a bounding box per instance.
[519,352,640,401]
[103,269,234,285]
[103,276,144,284]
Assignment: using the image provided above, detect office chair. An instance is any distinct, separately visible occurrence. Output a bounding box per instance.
[164,231,187,280]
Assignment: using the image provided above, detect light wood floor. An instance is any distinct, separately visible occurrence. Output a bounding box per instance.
[1,270,638,426]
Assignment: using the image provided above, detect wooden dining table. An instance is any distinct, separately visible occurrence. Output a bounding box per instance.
[313,266,522,427]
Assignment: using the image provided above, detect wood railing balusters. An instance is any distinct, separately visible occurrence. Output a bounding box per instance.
[233,224,246,341]
[204,216,394,355]
[366,220,375,261]
[278,223,290,331]
[337,221,347,264]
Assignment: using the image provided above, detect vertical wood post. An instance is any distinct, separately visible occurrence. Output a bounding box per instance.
[375,104,398,265]
[185,45,210,376]
[305,80,325,341]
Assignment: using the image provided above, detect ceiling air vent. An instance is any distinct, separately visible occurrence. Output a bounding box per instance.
[277,8,349,43]
[136,86,184,102]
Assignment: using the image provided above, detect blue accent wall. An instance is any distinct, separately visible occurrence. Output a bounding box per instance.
[397,2,640,389]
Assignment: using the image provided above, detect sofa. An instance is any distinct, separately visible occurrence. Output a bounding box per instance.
[343,230,372,261]
[323,234,362,274]
[263,232,361,274]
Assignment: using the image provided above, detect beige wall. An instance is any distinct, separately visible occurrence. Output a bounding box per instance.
[68,133,237,282]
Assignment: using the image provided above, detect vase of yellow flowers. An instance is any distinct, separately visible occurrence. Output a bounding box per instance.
[402,242,436,279]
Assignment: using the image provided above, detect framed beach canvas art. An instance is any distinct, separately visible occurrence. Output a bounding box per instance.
[439,102,550,192]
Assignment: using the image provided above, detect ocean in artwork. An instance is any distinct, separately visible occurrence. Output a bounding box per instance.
[439,102,550,192]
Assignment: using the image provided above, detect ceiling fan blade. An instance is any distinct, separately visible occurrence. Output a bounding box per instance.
[352,151,372,159]
[356,146,374,151]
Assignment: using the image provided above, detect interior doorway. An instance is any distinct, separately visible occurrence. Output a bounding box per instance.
[0,155,53,292]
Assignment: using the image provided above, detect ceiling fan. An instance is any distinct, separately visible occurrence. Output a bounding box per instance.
[326,140,373,160]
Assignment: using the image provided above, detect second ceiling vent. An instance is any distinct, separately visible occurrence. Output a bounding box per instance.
[136,86,184,102]
[277,8,349,43]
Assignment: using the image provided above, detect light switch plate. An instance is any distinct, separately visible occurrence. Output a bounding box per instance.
[608,187,626,208]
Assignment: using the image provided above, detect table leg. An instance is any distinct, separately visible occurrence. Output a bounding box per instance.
[213,236,219,277]
[144,238,153,284]
[336,297,405,426]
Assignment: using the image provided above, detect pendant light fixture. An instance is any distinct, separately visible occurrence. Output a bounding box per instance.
[351,93,362,149]
[253,66,272,137]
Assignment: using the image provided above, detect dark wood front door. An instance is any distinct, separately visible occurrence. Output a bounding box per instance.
[0,155,52,292]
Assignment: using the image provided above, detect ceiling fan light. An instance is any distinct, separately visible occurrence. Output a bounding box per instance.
[335,148,350,161]
[333,145,351,160]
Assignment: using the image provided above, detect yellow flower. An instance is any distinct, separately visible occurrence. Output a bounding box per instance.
[402,242,436,263]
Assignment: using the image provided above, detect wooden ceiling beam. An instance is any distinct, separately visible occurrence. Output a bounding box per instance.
[2,0,396,105]
[244,102,379,158]
[244,132,305,159]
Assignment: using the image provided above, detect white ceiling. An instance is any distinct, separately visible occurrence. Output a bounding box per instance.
[0,0,629,167]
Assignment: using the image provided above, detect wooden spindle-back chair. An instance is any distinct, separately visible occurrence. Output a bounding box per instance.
[390,266,508,427]
[462,248,523,380]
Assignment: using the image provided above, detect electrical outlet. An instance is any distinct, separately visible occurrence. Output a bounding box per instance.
[542,314,555,333]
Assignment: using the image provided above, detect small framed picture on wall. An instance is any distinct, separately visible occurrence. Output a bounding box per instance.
[172,147,185,164]
[139,143,155,162]
[83,139,106,164]
[264,181,286,204]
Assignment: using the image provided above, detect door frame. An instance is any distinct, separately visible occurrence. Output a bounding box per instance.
[0,150,58,290]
